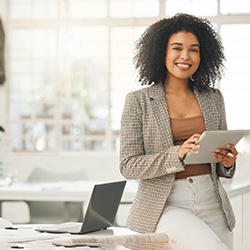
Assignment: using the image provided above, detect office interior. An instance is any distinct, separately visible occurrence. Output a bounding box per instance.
[0,0,250,249]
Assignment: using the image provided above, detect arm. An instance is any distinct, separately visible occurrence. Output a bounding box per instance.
[214,89,236,178]
[216,162,236,178]
[119,91,185,180]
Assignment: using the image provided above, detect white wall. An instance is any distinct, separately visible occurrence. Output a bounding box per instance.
[231,191,250,249]
[230,135,250,249]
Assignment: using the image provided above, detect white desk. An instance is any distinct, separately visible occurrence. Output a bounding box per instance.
[0,180,138,202]
[1,178,250,213]
[0,180,138,218]
[1,178,250,202]
[0,225,170,250]
[1,179,250,249]
[223,180,250,198]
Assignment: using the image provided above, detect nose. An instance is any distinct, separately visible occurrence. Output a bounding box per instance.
[180,50,190,60]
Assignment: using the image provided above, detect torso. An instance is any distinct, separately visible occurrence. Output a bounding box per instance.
[165,90,211,179]
[170,115,211,179]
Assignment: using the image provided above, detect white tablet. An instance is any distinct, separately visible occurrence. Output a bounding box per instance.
[183,130,250,165]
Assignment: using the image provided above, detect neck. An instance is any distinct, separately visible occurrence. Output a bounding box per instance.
[164,77,190,94]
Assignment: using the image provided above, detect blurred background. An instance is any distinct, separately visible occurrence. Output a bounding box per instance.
[0,0,250,249]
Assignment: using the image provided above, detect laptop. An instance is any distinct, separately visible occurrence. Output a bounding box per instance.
[36,180,126,234]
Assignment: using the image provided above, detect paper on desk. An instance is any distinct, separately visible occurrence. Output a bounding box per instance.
[0,228,67,243]
[51,232,169,247]
[124,242,172,250]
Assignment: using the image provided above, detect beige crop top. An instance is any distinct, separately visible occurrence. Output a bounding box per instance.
[170,116,211,179]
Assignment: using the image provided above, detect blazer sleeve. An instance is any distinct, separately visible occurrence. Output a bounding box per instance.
[119,91,185,180]
[215,89,236,179]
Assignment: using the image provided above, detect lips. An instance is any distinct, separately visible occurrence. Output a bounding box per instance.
[176,63,191,70]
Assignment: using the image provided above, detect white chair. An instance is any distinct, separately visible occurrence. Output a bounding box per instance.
[26,167,87,224]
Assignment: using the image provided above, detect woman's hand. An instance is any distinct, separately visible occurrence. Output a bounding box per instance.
[178,134,201,160]
[211,144,238,168]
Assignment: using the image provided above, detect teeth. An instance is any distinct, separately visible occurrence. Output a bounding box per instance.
[176,63,190,69]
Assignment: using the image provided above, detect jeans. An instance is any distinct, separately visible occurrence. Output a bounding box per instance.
[156,174,233,250]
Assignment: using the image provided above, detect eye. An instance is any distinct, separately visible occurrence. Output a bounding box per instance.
[172,47,181,51]
[190,48,200,53]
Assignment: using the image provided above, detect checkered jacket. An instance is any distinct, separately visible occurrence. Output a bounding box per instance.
[119,83,236,233]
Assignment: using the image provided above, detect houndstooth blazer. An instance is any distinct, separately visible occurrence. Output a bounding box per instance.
[119,83,236,233]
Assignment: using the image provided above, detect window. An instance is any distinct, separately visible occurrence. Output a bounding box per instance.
[166,0,218,16]
[5,0,250,153]
[7,0,146,152]
[220,24,250,129]
[9,0,58,20]
[110,26,145,132]
[109,0,159,18]
[221,0,250,14]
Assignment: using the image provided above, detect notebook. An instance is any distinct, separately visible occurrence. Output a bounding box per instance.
[36,180,126,234]
[183,130,250,164]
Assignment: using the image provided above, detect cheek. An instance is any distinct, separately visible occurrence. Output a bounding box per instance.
[196,53,201,63]
[165,54,174,69]
[193,56,201,70]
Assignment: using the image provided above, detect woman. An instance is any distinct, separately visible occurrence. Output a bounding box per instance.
[119,13,238,250]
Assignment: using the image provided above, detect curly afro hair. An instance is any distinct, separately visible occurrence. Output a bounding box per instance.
[133,13,226,92]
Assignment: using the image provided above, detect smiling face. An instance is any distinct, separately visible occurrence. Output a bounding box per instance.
[165,31,200,82]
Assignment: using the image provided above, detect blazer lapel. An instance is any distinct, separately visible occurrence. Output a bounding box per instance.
[148,84,174,148]
[194,89,220,131]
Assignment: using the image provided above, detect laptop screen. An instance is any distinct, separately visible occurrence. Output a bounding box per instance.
[80,180,127,234]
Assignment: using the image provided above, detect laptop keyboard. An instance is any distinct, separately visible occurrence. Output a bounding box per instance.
[36,222,82,233]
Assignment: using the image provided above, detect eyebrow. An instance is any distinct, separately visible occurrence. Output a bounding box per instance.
[170,42,200,47]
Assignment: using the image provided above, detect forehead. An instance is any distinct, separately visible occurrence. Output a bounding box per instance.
[168,31,199,45]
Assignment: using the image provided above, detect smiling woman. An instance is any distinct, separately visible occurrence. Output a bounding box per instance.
[120,13,237,250]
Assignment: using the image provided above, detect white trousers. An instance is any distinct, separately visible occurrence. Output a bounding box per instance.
[156,174,233,250]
